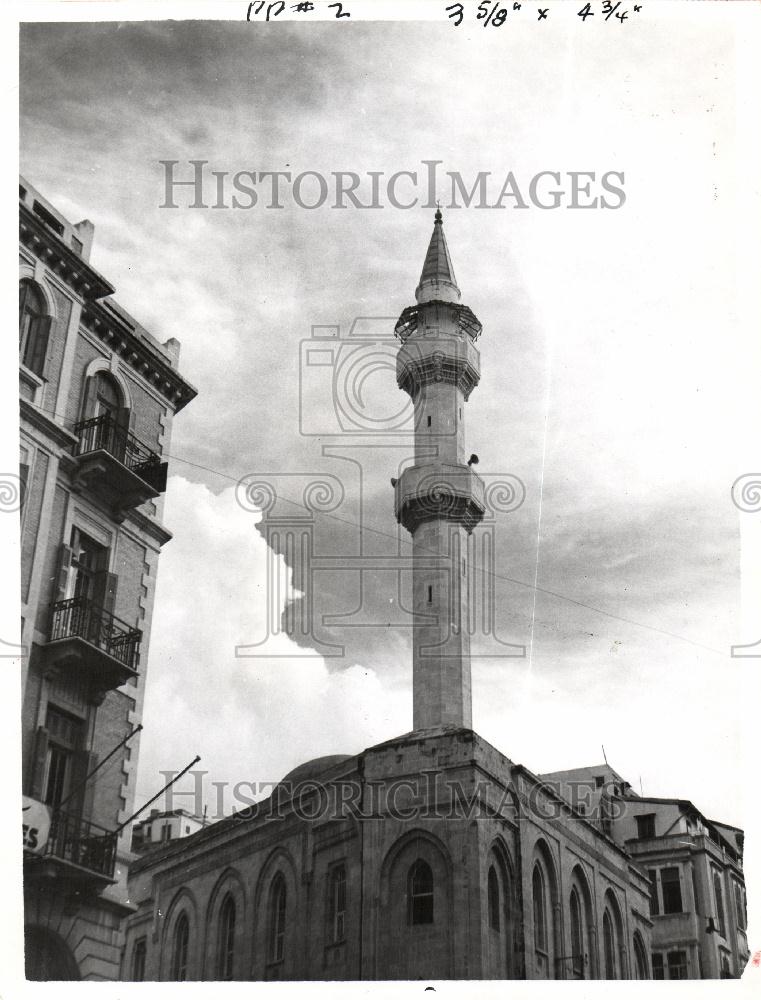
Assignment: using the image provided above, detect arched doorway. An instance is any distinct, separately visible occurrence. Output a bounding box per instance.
[24,926,80,981]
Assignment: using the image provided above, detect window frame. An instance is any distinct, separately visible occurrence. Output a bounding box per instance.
[660,866,683,915]
[131,937,147,981]
[407,859,434,926]
[19,279,52,379]
[170,913,189,982]
[216,894,236,981]
[267,873,287,965]
[327,862,347,945]
[487,865,501,932]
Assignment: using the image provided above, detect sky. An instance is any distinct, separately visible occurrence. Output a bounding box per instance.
[17,10,760,839]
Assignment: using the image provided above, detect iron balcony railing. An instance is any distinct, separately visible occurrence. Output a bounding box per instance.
[74,413,161,478]
[42,809,118,880]
[50,596,141,672]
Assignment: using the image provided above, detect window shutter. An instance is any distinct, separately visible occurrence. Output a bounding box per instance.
[93,570,118,616]
[54,544,74,605]
[80,374,97,422]
[29,726,49,800]
[26,316,53,378]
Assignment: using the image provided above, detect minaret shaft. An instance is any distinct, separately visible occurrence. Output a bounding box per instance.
[394,212,485,732]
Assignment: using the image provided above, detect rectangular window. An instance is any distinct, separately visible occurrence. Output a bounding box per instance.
[651,953,664,980]
[426,415,431,427]
[594,775,604,788]
[327,863,347,944]
[131,938,147,981]
[427,585,432,604]
[43,705,84,809]
[713,869,726,937]
[735,883,746,930]
[667,950,688,980]
[647,869,660,916]
[635,813,656,839]
[661,867,683,914]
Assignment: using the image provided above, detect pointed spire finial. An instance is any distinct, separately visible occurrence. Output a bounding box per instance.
[415,206,460,304]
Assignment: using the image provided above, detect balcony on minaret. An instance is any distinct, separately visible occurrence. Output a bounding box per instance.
[395,462,486,536]
[71,413,167,516]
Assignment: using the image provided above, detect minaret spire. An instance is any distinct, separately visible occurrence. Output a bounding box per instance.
[415,208,461,305]
[394,214,485,732]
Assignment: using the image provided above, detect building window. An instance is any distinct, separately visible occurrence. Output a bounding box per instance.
[569,888,584,978]
[19,280,52,377]
[427,585,432,604]
[735,883,747,930]
[407,859,434,925]
[651,953,664,980]
[633,933,649,979]
[487,865,500,931]
[635,813,656,839]
[327,864,347,944]
[647,869,659,916]
[713,869,726,937]
[660,867,683,914]
[43,705,84,810]
[427,415,431,427]
[170,914,189,981]
[594,776,604,788]
[667,950,688,980]
[217,895,236,980]
[131,938,147,981]
[602,910,618,979]
[532,864,548,966]
[268,874,287,963]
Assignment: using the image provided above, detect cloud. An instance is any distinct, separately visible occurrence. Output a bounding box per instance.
[135,476,407,817]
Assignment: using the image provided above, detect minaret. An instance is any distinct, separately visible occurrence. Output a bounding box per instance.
[394,210,485,730]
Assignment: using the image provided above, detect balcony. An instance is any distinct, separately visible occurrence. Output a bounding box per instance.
[72,414,167,516]
[44,596,141,693]
[25,810,117,886]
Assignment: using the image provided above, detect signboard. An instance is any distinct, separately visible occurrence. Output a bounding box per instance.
[22,796,51,855]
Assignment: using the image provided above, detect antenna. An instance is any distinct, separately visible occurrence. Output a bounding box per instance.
[601,744,608,766]
[639,775,643,796]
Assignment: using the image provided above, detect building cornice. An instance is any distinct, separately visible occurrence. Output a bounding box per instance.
[19,203,115,301]
[80,301,198,414]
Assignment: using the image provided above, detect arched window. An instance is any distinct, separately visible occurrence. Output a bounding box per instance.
[633,932,649,979]
[171,914,189,981]
[93,372,121,423]
[603,910,618,979]
[488,865,500,931]
[217,895,236,980]
[268,874,287,964]
[19,280,51,377]
[328,864,347,943]
[532,864,547,955]
[407,859,434,925]
[570,887,584,978]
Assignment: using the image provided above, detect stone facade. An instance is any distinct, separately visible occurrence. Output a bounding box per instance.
[123,728,653,981]
[19,175,196,980]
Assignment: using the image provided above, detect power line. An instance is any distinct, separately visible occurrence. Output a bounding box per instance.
[23,397,727,656]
